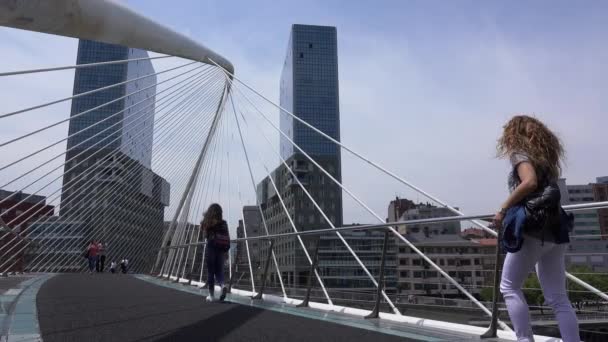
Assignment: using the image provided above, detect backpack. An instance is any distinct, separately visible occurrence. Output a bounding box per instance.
[210,221,231,252]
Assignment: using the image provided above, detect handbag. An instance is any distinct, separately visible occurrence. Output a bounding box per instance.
[522,182,561,233]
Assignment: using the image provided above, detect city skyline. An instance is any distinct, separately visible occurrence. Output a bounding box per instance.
[59,40,169,272]
[0,2,607,340]
[1,0,607,235]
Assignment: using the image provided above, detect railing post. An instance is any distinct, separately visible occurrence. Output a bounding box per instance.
[365,230,390,319]
[252,240,274,300]
[297,236,321,308]
[171,245,184,283]
[152,248,166,276]
[227,242,241,294]
[481,227,503,338]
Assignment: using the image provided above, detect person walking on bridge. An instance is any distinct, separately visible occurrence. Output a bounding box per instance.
[86,240,98,274]
[96,241,106,272]
[201,203,230,302]
[493,115,579,342]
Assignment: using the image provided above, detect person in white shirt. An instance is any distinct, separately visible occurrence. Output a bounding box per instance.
[110,261,117,274]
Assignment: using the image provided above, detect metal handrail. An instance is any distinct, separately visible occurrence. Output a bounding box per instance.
[159,201,608,250]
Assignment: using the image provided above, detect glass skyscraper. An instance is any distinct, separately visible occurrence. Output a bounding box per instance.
[59,40,169,272]
[257,25,343,288]
[280,24,341,160]
[66,40,155,168]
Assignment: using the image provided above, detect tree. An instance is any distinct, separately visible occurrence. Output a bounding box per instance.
[566,265,608,311]
[480,287,496,302]
[522,275,545,314]
[523,266,608,312]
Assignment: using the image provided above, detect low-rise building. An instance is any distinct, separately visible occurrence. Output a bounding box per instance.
[0,190,55,272]
[25,217,86,272]
[396,232,496,298]
[565,239,608,272]
[558,177,607,240]
[318,227,397,294]
[391,199,496,298]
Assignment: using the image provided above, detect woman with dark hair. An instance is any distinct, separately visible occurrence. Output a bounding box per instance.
[202,203,230,302]
[494,115,579,341]
[86,240,98,274]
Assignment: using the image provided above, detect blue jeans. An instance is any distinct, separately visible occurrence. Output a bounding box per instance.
[206,245,225,295]
[88,256,98,272]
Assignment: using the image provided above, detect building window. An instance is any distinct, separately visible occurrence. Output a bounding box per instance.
[400,271,409,277]
[299,53,304,58]
[309,43,313,48]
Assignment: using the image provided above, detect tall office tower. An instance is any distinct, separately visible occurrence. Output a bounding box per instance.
[60,40,169,272]
[257,25,343,288]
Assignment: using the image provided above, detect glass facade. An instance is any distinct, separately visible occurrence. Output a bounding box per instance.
[58,40,168,273]
[258,25,343,288]
[67,40,156,168]
[280,24,341,159]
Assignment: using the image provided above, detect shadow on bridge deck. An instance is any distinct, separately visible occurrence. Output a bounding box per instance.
[36,274,414,342]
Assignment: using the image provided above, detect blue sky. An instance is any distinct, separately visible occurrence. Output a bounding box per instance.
[1,0,607,228]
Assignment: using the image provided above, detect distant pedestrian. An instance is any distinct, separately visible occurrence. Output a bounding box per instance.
[86,240,99,273]
[494,115,578,342]
[110,261,117,274]
[201,203,230,302]
[96,241,106,272]
[120,259,128,274]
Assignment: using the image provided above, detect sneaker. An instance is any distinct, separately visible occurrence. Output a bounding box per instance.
[206,295,215,302]
[219,287,228,302]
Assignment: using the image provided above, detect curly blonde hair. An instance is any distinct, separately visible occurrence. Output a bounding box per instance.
[497,115,565,180]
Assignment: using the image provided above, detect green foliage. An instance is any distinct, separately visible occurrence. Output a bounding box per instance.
[523,275,544,306]
[480,286,496,302]
[521,265,608,309]
[566,265,608,304]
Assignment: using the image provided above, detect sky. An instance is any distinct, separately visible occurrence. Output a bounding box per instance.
[1,0,607,233]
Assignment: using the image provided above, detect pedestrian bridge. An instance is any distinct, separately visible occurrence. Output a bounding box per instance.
[0,273,544,341]
[1,1,608,341]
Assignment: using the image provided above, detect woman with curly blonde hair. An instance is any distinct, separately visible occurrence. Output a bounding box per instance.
[494,115,579,341]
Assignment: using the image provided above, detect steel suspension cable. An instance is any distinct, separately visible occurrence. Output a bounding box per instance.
[5,79,224,272]
[0,74,224,250]
[29,82,224,272]
[230,96,333,305]
[0,61,198,120]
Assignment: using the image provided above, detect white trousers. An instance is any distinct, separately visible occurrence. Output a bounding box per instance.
[500,237,580,342]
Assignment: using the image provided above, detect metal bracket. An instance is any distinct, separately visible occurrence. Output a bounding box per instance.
[252,240,274,300]
[365,230,390,319]
[297,237,321,308]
